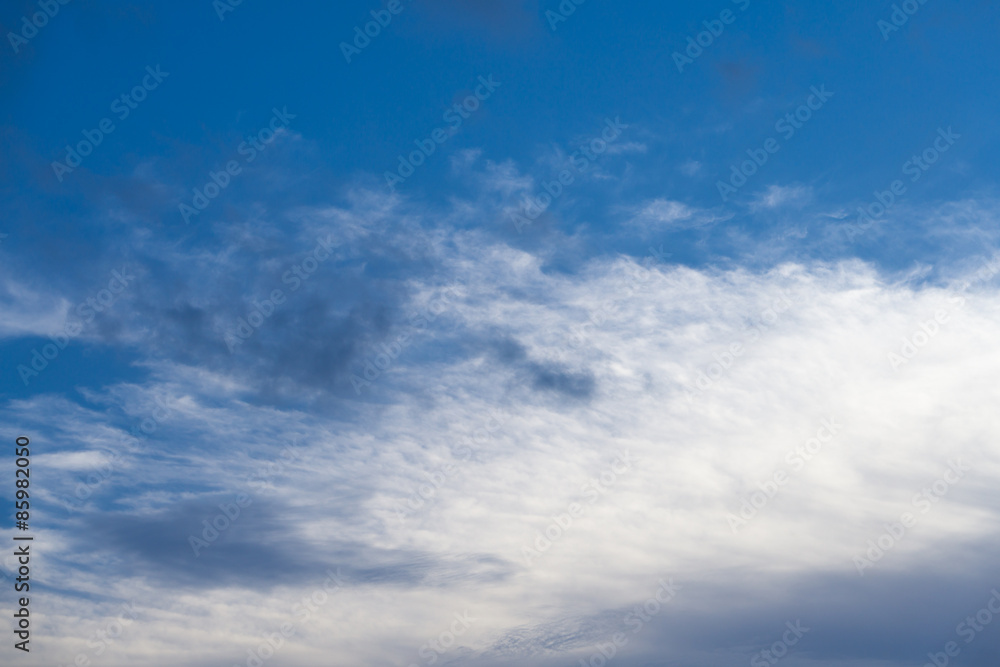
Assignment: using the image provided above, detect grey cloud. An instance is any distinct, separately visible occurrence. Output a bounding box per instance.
[79,495,516,592]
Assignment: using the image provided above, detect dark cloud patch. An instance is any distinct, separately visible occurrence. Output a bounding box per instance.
[448,558,1000,667]
[487,335,596,402]
[486,609,625,660]
[601,565,1000,667]
[237,294,395,399]
[494,337,528,364]
[151,302,223,361]
[80,496,329,589]
[413,0,541,39]
[97,206,448,407]
[715,60,759,96]
[78,495,515,592]
[529,362,595,400]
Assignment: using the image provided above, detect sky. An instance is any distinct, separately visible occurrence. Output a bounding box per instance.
[2,0,1000,665]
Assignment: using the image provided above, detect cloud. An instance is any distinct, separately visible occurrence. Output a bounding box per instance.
[7,138,1000,665]
[11,224,1000,665]
[624,198,725,236]
[680,160,702,176]
[0,277,71,339]
[751,184,813,211]
[605,141,648,155]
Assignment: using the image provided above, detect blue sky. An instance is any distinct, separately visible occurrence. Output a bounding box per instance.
[3,1,1000,665]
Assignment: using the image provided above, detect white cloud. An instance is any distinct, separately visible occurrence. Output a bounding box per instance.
[0,277,71,339]
[751,184,813,210]
[14,232,1000,666]
[679,160,702,176]
[625,198,725,236]
[605,141,648,155]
